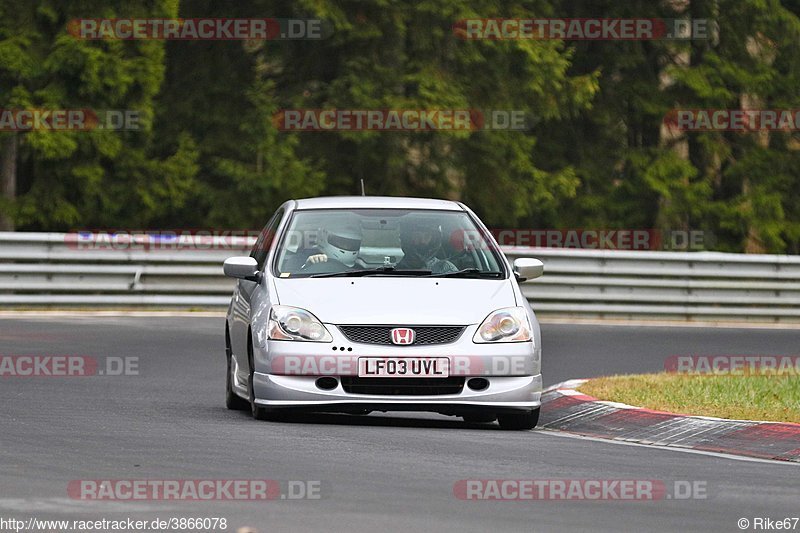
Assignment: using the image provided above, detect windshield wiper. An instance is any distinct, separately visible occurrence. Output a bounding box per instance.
[310,266,432,278]
[426,268,503,278]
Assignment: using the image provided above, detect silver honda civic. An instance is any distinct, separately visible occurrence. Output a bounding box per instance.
[223,196,544,429]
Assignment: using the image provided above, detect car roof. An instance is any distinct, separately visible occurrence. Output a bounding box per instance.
[292,196,464,211]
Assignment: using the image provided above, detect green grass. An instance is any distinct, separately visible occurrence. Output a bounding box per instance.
[578,373,800,424]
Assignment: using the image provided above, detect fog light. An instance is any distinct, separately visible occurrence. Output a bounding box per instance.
[315,377,339,390]
[467,378,489,391]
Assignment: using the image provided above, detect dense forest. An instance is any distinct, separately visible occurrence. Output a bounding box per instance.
[1,0,799,253]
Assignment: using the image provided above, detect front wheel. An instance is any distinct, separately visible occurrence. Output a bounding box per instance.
[247,335,282,421]
[226,356,250,411]
[248,372,274,420]
[225,333,249,411]
[247,360,276,420]
[498,408,539,430]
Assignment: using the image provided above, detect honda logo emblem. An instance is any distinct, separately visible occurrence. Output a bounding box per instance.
[390,328,415,345]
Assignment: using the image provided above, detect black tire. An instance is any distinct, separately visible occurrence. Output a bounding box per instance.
[462,414,497,424]
[497,408,539,430]
[225,326,250,411]
[247,330,279,421]
[226,357,250,411]
[248,374,273,420]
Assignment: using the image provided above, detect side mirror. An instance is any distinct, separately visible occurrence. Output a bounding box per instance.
[224,256,261,282]
[513,258,544,282]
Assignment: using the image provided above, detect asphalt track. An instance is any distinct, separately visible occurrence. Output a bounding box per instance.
[1,316,798,533]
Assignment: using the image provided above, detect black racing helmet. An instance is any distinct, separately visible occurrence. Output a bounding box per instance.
[399,216,443,266]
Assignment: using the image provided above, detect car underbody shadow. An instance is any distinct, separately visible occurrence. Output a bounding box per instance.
[224,407,508,430]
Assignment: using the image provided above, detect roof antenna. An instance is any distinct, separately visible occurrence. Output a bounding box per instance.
[360,179,366,196]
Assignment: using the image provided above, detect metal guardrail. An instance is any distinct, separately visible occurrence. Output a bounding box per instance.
[2,232,800,322]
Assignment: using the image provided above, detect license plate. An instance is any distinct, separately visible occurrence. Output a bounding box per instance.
[358,357,450,378]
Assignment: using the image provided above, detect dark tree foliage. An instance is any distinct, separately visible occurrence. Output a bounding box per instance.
[1,0,798,252]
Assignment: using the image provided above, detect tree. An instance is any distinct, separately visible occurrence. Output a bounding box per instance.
[0,0,198,231]
[241,0,597,225]
[154,0,324,230]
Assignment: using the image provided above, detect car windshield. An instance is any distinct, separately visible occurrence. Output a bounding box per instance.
[274,208,504,278]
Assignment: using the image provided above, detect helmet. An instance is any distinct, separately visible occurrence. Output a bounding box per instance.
[399,217,443,267]
[319,225,362,267]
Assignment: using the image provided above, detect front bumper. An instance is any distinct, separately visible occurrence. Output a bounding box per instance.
[252,373,541,414]
[251,323,542,414]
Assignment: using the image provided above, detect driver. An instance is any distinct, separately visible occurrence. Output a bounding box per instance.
[301,224,362,272]
[396,217,457,274]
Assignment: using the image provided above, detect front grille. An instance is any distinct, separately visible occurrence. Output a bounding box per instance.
[340,377,465,396]
[338,325,465,346]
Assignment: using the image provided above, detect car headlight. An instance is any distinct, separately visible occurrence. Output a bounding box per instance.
[473,307,532,343]
[268,305,332,342]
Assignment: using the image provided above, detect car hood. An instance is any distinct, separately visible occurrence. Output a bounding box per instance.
[272,277,516,325]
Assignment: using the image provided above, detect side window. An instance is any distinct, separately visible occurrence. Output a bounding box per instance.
[250,209,284,270]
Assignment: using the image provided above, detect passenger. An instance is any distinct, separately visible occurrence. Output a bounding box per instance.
[396,218,457,274]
